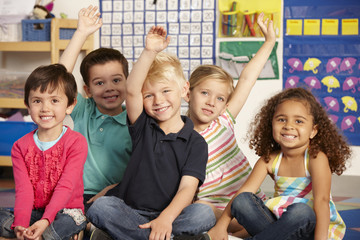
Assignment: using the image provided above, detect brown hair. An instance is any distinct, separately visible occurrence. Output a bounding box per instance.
[80,48,129,86]
[24,64,77,107]
[248,87,351,175]
[189,65,234,100]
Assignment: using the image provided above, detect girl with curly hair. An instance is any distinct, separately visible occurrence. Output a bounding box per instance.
[207,87,351,240]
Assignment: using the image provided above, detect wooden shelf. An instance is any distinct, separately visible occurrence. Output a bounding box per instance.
[0,156,12,167]
[0,42,51,52]
[0,98,26,109]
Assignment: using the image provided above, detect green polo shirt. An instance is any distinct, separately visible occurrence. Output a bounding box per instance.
[71,94,132,195]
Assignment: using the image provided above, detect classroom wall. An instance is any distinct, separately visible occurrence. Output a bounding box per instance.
[4,0,359,176]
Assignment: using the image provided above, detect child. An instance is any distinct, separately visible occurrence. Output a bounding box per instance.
[0,64,88,239]
[185,13,275,237]
[86,26,215,240]
[59,5,132,212]
[208,87,350,240]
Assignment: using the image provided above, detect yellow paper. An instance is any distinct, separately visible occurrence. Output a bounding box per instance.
[304,19,320,35]
[322,19,339,35]
[286,19,302,35]
[342,19,359,35]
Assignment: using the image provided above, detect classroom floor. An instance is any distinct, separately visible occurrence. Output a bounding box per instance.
[0,167,359,239]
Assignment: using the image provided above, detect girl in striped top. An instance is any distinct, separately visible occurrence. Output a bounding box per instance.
[186,13,275,238]
[207,88,351,240]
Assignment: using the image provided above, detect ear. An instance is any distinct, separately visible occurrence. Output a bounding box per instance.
[310,124,318,139]
[181,82,190,99]
[24,100,31,114]
[65,98,77,115]
[184,88,191,103]
[220,103,228,116]
[83,85,92,98]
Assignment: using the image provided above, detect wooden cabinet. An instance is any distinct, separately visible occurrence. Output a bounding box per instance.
[0,18,94,166]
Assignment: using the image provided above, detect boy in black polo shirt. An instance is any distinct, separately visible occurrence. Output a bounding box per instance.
[86,26,215,239]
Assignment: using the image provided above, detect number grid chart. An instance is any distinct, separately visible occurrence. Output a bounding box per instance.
[99,0,216,79]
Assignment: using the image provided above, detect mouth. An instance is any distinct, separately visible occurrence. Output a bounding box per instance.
[103,95,119,101]
[281,134,297,140]
[154,106,169,113]
[40,116,53,121]
[202,108,213,115]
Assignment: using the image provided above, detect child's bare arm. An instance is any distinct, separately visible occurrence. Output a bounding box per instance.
[309,152,331,240]
[139,176,198,240]
[208,157,269,240]
[59,5,102,72]
[227,12,276,118]
[126,26,170,124]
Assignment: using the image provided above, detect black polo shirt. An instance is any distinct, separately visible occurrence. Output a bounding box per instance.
[110,111,208,212]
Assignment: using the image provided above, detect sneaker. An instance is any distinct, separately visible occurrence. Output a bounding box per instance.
[173,233,211,240]
[90,228,113,240]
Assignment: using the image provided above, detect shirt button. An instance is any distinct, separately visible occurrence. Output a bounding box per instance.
[99,128,103,132]
[40,180,44,184]
[101,116,105,119]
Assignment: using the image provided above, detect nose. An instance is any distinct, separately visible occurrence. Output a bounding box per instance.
[206,96,215,107]
[40,101,50,112]
[154,94,164,105]
[283,121,294,130]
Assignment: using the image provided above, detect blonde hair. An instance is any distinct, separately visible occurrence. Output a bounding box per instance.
[146,52,186,88]
[189,65,234,101]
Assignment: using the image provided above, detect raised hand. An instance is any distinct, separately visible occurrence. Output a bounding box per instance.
[77,5,103,36]
[257,12,276,43]
[145,26,171,54]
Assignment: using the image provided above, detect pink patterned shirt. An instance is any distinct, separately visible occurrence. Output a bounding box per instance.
[11,127,87,228]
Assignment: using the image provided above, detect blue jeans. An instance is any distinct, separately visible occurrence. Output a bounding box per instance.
[0,208,86,240]
[231,192,316,240]
[87,196,216,240]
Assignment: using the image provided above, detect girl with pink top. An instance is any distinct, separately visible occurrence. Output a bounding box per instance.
[0,64,88,239]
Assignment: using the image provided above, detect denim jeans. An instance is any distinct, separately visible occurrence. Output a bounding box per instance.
[0,208,86,240]
[87,196,216,240]
[231,192,316,240]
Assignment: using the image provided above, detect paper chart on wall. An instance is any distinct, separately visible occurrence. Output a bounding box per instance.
[99,0,216,79]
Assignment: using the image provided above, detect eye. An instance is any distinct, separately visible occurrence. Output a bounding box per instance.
[296,119,304,124]
[144,94,152,99]
[201,91,208,96]
[217,97,225,102]
[113,78,122,83]
[163,89,171,93]
[95,81,104,86]
[33,99,41,104]
[278,118,285,122]
[52,99,59,103]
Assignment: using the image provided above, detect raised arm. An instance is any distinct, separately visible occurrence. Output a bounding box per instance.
[227,12,276,118]
[59,5,102,72]
[126,26,170,124]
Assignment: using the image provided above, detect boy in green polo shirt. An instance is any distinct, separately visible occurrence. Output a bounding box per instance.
[59,5,131,213]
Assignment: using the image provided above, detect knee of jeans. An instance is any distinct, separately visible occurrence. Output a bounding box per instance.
[287,203,316,223]
[231,192,254,215]
[186,204,216,226]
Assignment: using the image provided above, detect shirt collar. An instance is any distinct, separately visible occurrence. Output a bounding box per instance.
[94,105,127,125]
[149,115,194,141]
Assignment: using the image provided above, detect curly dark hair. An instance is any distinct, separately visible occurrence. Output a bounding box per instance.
[248,87,351,175]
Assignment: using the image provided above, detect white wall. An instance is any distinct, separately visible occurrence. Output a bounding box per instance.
[5,0,360,176]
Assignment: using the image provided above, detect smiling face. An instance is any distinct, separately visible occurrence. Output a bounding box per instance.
[272,100,318,152]
[27,87,75,139]
[142,78,188,128]
[84,61,126,116]
[187,78,230,132]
